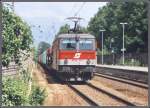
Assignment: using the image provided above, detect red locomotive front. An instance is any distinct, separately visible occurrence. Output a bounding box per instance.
[51,34,97,81]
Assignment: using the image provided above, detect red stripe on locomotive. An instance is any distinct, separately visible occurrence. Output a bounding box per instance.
[59,50,96,59]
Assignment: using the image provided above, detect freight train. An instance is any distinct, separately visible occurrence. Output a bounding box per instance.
[38,17,97,81]
[38,33,97,81]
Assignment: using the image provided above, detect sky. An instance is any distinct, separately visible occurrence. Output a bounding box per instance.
[8,2,107,47]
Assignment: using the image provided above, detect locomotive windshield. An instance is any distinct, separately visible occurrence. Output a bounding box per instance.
[60,38,94,50]
[79,39,94,50]
[60,39,76,50]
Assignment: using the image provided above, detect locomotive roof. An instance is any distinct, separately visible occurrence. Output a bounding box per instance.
[56,33,95,39]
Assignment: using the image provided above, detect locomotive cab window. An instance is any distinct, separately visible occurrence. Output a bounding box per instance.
[60,38,76,50]
[79,39,94,50]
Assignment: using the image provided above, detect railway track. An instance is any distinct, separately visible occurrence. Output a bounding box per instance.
[96,66,148,84]
[67,82,136,106]
[41,64,99,106]
[96,72,147,84]
[94,73,148,89]
[41,64,144,106]
[92,72,148,106]
[67,82,100,106]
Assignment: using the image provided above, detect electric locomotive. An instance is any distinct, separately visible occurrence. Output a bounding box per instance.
[39,17,97,81]
[51,33,97,81]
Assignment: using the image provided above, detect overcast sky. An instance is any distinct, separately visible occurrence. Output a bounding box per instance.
[9,2,107,47]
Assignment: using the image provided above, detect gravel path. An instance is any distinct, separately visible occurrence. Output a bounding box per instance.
[32,64,89,106]
[91,76,148,106]
[73,84,126,106]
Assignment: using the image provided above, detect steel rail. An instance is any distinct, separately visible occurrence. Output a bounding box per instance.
[95,70,147,84]
[42,64,100,106]
[41,64,136,106]
[86,82,136,106]
[67,82,101,106]
[94,73,148,89]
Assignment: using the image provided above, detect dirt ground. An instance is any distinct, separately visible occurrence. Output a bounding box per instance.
[91,76,148,106]
[32,63,89,106]
[30,60,148,106]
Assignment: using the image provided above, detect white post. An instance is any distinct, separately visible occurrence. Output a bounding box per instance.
[122,24,125,65]
[120,22,127,65]
[102,31,103,64]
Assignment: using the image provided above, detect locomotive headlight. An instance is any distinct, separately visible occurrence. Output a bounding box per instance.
[64,58,68,65]
[87,59,91,65]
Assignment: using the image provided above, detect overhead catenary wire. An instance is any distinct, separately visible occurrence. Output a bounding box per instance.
[74,2,86,17]
[74,2,86,29]
[68,3,77,17]
[65,2,86,22]
[64,3,78,28]
[59,2,86,35]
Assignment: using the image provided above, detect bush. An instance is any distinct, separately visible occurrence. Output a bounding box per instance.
[97,48,111,55]
[2,77,28,106]
[20,68,31,83]
[118,58,141,66]
[29,86,46,105]
[2,70,46,106]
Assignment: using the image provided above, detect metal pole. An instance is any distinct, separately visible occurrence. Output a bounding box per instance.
[120,22,127,65]
[122,24,125,65]
[102,31,103,64]
[113,52,114,65]
[100,29,105,65]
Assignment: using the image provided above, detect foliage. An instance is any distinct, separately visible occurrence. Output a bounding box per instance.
[57,24,70,35]
[77,26,88,33]
[97,48,111,55]
[2,6,33,67]
[88,1,148,53]
[38,41,50,55]
[2,68,46,106]
[118,58,142,66]
[2,77,28,106]
[20,68,31,83]
[56,24,89,36]
[29,86,46,105]
[33,48,39,63]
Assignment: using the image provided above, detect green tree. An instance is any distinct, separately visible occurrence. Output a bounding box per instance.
[57,24,70,35]
[88,1,148,53]
[29,86,46,105]
[57,24,89,35]
[2,6,33,67]
[37,41,50,55]
[77,25,88,33]
[2,77,28,106]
